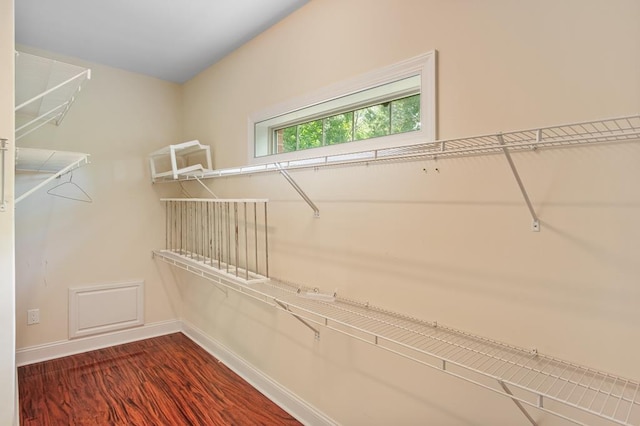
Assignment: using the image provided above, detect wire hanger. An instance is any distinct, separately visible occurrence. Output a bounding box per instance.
[47,172,92,203]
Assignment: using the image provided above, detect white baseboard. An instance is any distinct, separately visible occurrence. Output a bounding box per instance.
[16,319,181,366]
[181,320,337,426]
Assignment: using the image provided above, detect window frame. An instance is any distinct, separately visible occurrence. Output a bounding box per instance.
[248,51,437,164]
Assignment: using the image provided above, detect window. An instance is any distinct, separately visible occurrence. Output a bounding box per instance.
[274,92,421,153]
[250,51,436,163]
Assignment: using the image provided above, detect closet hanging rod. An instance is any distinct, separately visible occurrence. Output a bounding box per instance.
[153,114,640,183]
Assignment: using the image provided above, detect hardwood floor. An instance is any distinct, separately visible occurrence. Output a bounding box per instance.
[19,333,302,425]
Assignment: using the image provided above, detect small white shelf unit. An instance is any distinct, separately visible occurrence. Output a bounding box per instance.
[149,140,212,182]
[153,252,640,426]
[3,52,92,208]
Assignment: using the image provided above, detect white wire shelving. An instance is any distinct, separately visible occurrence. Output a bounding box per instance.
[154,250,640,426]
[152,115,640,181]
[160,198,270,283]
[14,148,90,204]
[15,51,91,141]
[151,114,640,225]
[10,52,92,206]
[152,114,640,423]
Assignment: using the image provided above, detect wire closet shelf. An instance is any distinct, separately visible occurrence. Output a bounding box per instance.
[153,250,640,426]
[14,148,90,204]
[13,52,92,204]
[15,51,91,141]
[152,114,640,181]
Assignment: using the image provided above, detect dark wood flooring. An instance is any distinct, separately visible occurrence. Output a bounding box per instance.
[18,333,302,425]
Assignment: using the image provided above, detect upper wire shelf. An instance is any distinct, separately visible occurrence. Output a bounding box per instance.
[15,51,91,141]
[154,250,639,426]
[153,114,640,182]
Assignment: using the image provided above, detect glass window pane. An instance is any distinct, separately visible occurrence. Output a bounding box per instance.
[280,126,298,153]
[354,103,390,141]
[297,120,323,150]
[324,112,353,145]
[391,94,421,134]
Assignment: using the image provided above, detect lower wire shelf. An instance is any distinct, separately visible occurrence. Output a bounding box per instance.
[153,249,640,426]
[15,148,90,204]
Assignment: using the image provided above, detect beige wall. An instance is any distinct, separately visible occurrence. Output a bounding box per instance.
[180,1,640,424]
[1,0,16,424]
[14,48,183,348]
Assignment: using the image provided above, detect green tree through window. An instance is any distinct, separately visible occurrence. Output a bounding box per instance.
[276,94,420,153]
[391,94,421,133]
[324,112,353,145]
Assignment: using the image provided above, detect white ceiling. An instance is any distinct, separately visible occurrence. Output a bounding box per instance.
[15,0,309,83]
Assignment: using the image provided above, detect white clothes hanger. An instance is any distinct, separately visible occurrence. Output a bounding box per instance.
[47,172,92,203]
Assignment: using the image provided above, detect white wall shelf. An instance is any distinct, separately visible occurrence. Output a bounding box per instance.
[15,51,91,141]
[151,114,640,227]
[152,115,640,181]
[153,251,640,426]
[14,148,90,204]
[10,52,92,206]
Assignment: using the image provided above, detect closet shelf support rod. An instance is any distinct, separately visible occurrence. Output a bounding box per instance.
[275,163,320,217]
[0,138,7,212]
[275,300,320,340]
[498,380,538,426]
[194,176,218,198]
[498,134,540,232]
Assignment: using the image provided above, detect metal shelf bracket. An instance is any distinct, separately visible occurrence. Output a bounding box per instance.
[497,134,540,232]
[275,300,320,340]
[499,380,538,426]
[275,163,320,217]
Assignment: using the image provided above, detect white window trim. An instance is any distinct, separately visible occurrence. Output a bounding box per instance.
[248,50,437,165]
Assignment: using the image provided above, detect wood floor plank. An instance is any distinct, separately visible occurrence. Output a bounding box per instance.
[19,333,302,425]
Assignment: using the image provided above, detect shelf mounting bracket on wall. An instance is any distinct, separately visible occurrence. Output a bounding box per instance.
[498,380,538,426]
[275,300,320,340]
[497,134,540,232]
[275,163,320,217]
